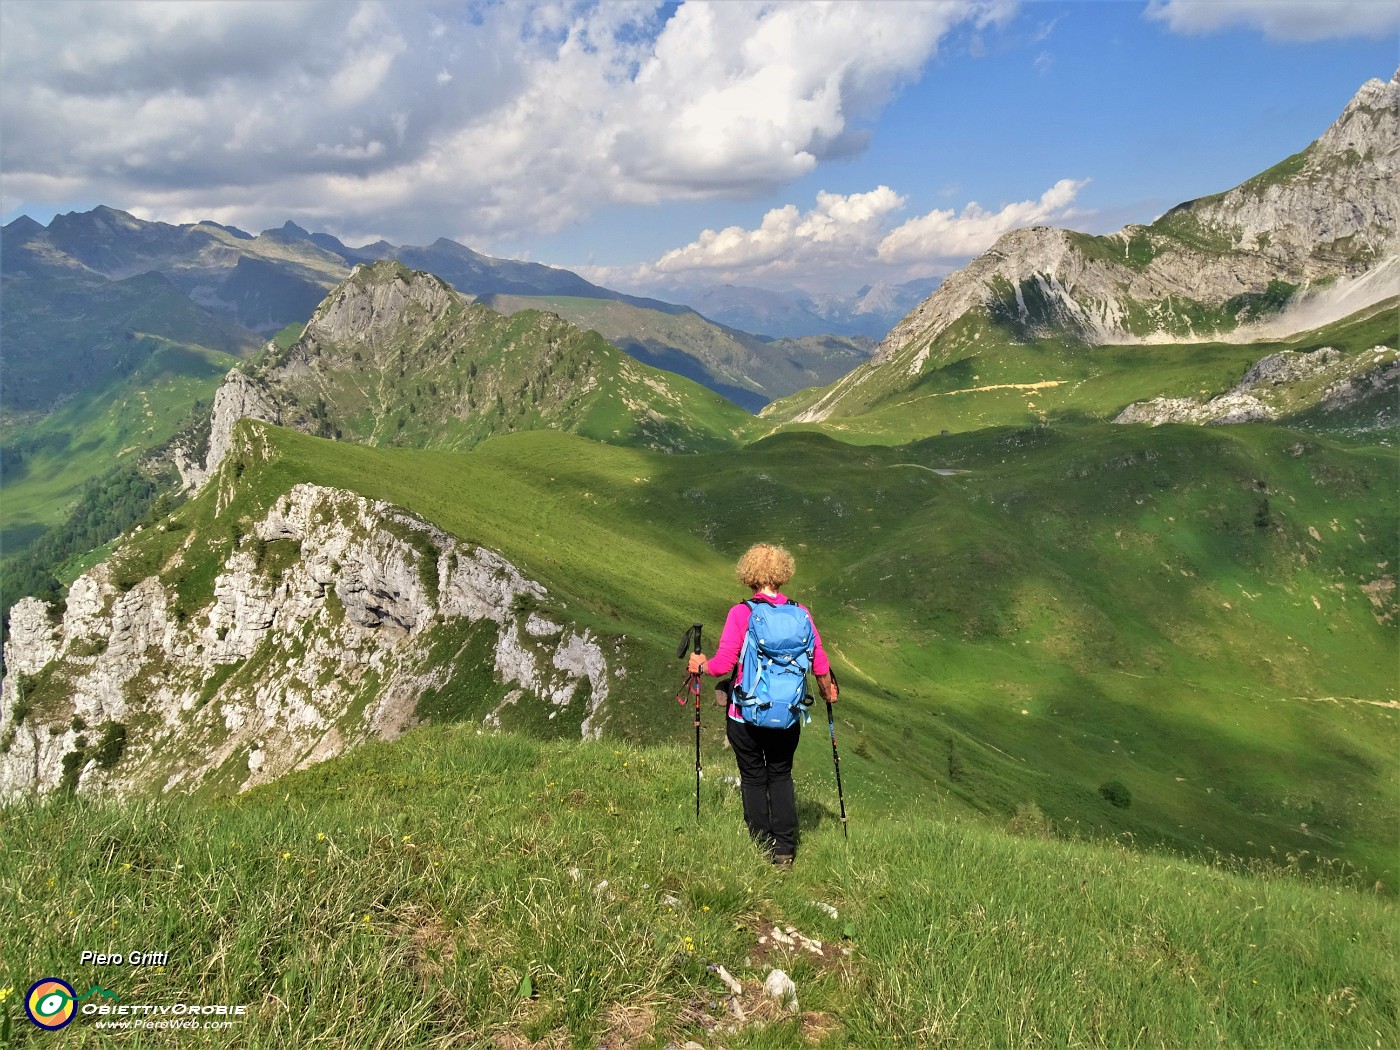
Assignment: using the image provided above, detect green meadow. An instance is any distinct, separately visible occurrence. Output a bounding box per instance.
[88,415,1399,892]
[2,274,1396,1046]
[0,339,237,553]
[2,728,1396,1047]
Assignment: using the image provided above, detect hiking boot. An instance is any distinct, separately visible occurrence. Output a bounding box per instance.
[772,853,794,868]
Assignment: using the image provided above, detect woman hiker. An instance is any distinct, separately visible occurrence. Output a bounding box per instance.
[687,543,838,865]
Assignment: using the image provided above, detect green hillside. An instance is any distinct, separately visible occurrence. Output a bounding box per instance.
[89,416,1398,890]
[762,299,1398,442]
[254,263,751,455]
[0,338,238,551]
[485,293,871,411]
[2,726,1395,1047]
[0,270,258,419]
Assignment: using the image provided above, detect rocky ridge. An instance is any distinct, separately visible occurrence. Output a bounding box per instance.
[1114,343,1399,428]
[177,260,746,465]
[0,468,612,800]
[783,69,1400,423]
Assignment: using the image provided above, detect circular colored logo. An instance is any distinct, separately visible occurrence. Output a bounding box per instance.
[26,978,77,1030]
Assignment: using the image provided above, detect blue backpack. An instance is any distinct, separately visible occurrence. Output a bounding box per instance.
[734,599,815,729]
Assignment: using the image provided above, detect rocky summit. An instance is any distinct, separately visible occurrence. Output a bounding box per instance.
[780,69,1400,423]
[171,260,749,488]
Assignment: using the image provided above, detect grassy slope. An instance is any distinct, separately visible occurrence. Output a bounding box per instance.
[0,340,238,551]
[0,271,257,418]
[761,299,1397,444]
[104,418,1398,890]
[2,727,1395,1048]
[485,294,871,410]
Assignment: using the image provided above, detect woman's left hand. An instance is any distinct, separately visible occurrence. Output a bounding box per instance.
[687,652,707,675]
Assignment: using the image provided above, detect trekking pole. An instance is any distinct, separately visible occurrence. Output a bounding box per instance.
[826,670,848,839]
[675,622,704,818]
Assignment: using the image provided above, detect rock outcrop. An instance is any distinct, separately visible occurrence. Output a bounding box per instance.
[0,481,611,800]
[782,69,1400,423]
[188,259,742,473]
[302,265,457,347]
[1115,344,1398,427]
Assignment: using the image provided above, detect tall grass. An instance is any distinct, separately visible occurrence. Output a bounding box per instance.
[3,726,1395,1048]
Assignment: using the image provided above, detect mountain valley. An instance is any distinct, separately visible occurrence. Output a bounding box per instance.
[1,54,1398,1050]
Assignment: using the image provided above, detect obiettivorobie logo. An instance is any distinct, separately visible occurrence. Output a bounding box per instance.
[24,979,118,1030]
[19,977,247,1033]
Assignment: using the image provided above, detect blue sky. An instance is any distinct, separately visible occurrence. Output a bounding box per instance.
[1,1,1395,296]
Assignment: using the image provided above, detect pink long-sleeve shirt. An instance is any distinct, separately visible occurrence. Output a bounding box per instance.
[703,593,831,721]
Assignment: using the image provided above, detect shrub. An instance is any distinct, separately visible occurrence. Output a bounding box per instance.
[1100,780,1133,809]
[1008,801,1056,840]
[947,736,966,782]
[92,722,128,770]
[59,744,88,794]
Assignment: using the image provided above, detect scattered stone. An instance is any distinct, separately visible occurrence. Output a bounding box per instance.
[711,964,744,997]
[763,969,798,1012]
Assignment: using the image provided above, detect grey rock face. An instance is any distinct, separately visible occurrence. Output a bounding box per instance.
[1241,348,1342,388]
[303,265,456,347]
[1114,344,1398,427]
[0,483,610,800]
[797,71,1400,422]
[196,369,282,488]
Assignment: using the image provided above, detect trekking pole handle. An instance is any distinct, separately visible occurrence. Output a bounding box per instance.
[676,622,704,660]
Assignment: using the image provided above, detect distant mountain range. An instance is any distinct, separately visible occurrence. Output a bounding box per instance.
[673,278,940,340]
[1,207,874,424]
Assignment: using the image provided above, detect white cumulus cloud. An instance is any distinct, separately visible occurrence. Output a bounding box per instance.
[1144,0,1400,41]
[586,177,1090,292]
[878,177,1089,264]
[654,186,907,276]
[0,0,1012,246]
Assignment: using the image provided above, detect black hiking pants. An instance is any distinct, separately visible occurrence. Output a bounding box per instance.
[726,717,800,857]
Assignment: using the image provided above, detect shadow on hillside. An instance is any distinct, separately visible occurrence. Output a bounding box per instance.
[797,797,842,836]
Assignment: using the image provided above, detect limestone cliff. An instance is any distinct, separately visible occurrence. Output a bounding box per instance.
[1115,343,1399,428]
[0,480,612,800]
[781,70,1400,423]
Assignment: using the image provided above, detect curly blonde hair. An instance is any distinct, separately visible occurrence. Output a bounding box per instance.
[735,543,795,591]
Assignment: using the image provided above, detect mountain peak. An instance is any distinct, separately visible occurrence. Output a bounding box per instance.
[260,220,312,241]
[2,214,43,237]
[303,260,457,346]
[775,69,1400,423]
[1314,68,1400,160]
